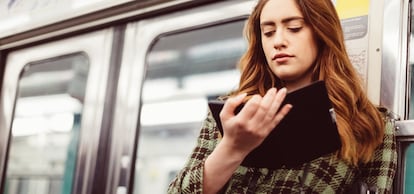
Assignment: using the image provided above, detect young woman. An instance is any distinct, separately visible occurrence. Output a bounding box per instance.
[168,0,397,193]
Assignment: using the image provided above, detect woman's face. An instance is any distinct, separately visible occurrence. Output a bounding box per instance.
[260,0,318,90]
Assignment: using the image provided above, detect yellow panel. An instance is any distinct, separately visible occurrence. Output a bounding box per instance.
[335,0,370,19]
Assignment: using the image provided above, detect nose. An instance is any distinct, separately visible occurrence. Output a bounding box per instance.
[273,29,287,50]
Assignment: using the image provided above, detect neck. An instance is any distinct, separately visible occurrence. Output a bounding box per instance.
[284,77,313,92]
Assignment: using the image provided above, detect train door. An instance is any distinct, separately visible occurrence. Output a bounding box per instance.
[382,0,414,193]
[0,29,115,194]
[107,0,255,193]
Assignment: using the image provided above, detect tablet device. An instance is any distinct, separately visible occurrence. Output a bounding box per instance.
[208,81,341,169]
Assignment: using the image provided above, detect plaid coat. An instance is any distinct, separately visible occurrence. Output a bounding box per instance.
[168,109,397,194]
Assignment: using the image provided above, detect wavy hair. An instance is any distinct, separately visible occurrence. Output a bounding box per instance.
[235,0,384,165]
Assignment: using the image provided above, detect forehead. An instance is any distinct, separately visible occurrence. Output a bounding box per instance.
[260,0,303,21]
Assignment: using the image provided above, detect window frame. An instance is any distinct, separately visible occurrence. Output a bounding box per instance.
[110,1,257,193]
[0,29,114,194]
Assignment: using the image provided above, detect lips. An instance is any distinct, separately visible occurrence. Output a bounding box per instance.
[272,53,293,63]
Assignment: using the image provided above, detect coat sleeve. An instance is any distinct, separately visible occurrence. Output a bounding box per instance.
[167,110,221,194]
[358,117,398,193]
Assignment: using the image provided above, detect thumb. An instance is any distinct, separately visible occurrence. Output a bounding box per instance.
[220,93,246,119]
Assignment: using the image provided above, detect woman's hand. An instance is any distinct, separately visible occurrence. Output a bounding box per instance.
[203,88,291,194]
[219,88,292,157]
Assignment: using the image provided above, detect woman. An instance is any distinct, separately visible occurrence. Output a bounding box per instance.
[168,0,397,193]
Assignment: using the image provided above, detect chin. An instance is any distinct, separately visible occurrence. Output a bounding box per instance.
[276,74,297,81]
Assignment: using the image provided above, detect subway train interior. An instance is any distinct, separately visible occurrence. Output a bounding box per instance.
[0,0,413,193]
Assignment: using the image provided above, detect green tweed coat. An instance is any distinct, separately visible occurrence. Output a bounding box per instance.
[168,109,397,194]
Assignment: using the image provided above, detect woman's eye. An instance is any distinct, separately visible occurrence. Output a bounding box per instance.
[288,27,302,32]
[264,31,275,37]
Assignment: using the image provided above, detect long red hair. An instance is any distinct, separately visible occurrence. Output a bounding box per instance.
[235,0,384,165]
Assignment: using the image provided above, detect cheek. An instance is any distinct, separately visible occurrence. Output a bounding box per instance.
[305,48,318,64]
[302,39,319,64]
[262,42,273,62]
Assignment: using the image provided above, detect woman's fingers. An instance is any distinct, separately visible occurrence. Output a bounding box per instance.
[238,94,262,120]
[222,88,291,134]
[248,88,277,123]
[268,88,287,115]
[236,88,290,134]
[220,93,246,121]
[244,88,286,120]
[220,88,292,153]
[275,104,292,122]
[256,87,290,133]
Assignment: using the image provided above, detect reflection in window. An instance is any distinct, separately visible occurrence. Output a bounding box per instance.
[406,144,414,194]
[134,20,247,194]
[4,53,89,194]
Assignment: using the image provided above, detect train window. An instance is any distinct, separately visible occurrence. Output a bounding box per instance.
[4,53,89,194]
[134,20,247,193]
[405,143,414,193]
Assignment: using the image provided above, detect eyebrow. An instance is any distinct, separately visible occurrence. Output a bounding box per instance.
[260,16,305,27]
